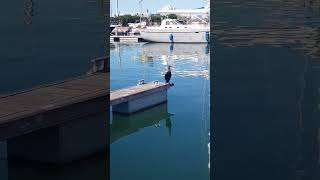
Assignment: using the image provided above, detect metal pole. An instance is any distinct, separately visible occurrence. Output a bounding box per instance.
[140,4,142,23]
[139,0,143,25]
[117,0,119,16]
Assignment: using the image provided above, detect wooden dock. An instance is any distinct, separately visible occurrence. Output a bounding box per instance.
[0,73,109,140]
[0,67,173,163]
[0,74,171,138]
[110,81,172,114]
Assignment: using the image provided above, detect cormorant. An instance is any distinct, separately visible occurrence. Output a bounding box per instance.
[164,66,171,83]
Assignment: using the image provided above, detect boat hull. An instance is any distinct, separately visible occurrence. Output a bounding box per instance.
[140,30,210,43]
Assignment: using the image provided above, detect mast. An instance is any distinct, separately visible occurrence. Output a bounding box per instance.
[139,0,143,24]
[111,0,112,17]
[117,0,119,16]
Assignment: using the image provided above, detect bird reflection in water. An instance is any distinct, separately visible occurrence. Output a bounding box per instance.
[137,43,210,80]
[110,103,174,143]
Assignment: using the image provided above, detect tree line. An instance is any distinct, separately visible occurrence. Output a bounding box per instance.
[110,14,178,26]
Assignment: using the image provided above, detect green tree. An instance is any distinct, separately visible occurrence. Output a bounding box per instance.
[150,14,162,25]
[121,15,140,26]
[110,15,141,26]
[167,14,178,19]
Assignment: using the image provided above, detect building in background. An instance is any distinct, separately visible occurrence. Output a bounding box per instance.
[157,2,210,19]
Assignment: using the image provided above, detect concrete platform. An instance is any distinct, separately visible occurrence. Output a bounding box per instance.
[110,82,172,114]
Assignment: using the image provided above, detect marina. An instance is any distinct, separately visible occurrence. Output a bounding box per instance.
[110,1,210,43]
[2,0,320,179]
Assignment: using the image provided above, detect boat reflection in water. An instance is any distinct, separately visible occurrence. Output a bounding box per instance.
[140,43,210,59]
[111,103,174,144]
[138,43,210,80]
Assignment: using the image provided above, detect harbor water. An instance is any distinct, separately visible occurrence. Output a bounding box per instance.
[213,0,320,179]
[110,42,210,180]
[0,0,108,179]
[3,0,320,179]
[0,0,106,93]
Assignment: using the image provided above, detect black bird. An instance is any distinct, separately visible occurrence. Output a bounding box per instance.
[164,66,172,83]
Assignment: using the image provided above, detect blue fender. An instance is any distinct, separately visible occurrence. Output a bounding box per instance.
[169,44,174,52]
[169,34,174,42]
[205,44,209,54]
[205,32,210,42]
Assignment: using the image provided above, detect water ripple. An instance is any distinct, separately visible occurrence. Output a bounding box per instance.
[214,0,320,59]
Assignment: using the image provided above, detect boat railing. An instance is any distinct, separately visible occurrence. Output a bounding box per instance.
[110,33,141,37]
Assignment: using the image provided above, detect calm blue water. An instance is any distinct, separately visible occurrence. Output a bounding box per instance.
[0,0,106,94]
[110,43,210,180]
[0,0,108,179]
[213,0,320,180]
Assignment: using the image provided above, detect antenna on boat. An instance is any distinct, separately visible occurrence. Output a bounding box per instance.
[139,0,143,24]
[117,0,119,16]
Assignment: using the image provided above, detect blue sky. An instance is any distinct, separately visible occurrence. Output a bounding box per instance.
[110,0,208,15]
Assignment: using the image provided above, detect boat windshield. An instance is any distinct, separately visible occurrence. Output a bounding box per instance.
[163,19,182,26]
[171,20,180,25]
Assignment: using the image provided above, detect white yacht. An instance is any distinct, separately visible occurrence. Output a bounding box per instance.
[140,19,210,43]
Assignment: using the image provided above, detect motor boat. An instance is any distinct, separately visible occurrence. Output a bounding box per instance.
[140,19,210,43]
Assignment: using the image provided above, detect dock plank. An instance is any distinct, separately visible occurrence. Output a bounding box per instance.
[0,73,109,124]
[0,107,27,117]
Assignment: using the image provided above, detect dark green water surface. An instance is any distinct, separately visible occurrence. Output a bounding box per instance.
[0,0,108,180]
[212,0,320,180]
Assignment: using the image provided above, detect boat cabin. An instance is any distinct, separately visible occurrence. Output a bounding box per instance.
[158,19,208,29]
[160,19,187,29]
